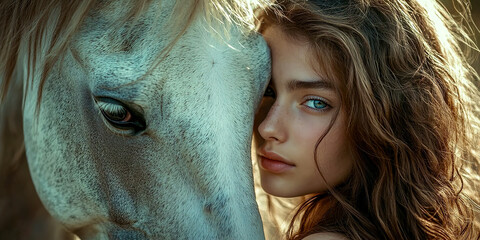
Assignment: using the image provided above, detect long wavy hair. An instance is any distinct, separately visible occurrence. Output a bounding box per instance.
[257,0,480,239]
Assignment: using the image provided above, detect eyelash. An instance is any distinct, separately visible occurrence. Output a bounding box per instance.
[302,97,331,112]
[263,86,332,112]
[95,97,146,134]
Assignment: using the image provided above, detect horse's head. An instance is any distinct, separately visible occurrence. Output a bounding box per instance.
[16,0,270,238]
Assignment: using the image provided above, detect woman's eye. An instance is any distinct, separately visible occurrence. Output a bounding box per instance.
[304,99,329,110]
[95,97,146,133]
[264,86,276,98]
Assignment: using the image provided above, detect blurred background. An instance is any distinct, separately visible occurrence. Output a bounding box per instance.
[442,0,480,74]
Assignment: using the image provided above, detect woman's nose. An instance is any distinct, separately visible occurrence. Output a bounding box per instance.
[257,103,287,143]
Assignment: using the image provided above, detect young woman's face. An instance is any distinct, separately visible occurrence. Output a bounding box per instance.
[254,26,353,198]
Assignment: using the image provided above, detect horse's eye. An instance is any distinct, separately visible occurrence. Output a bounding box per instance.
[263,85,276,98]
[98,101,131,122]
[95,97,146,133]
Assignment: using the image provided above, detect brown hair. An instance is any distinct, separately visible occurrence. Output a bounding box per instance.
[258,0,480,239]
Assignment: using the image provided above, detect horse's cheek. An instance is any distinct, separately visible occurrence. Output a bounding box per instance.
[23,64,107,227]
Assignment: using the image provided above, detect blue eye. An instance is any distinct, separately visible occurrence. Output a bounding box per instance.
[304,99,329,110]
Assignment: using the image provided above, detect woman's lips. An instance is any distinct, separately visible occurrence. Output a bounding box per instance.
[258,150,295,173]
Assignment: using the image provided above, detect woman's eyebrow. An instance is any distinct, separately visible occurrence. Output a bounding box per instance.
[287,79,334,91]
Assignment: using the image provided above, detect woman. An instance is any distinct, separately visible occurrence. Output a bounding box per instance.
[253,0,480,239]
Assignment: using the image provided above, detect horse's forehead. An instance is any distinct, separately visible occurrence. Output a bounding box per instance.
[70,6,266,104]
[71,3,171,71]
[90,0,175,26]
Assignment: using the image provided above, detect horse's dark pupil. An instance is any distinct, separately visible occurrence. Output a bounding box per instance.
[105,108,127,122]
[264,86,275,97]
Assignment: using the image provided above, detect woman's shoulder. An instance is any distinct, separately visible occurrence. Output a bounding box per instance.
[302,232,349,240]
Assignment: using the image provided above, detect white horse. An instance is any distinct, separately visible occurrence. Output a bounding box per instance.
[0,0,271,239]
